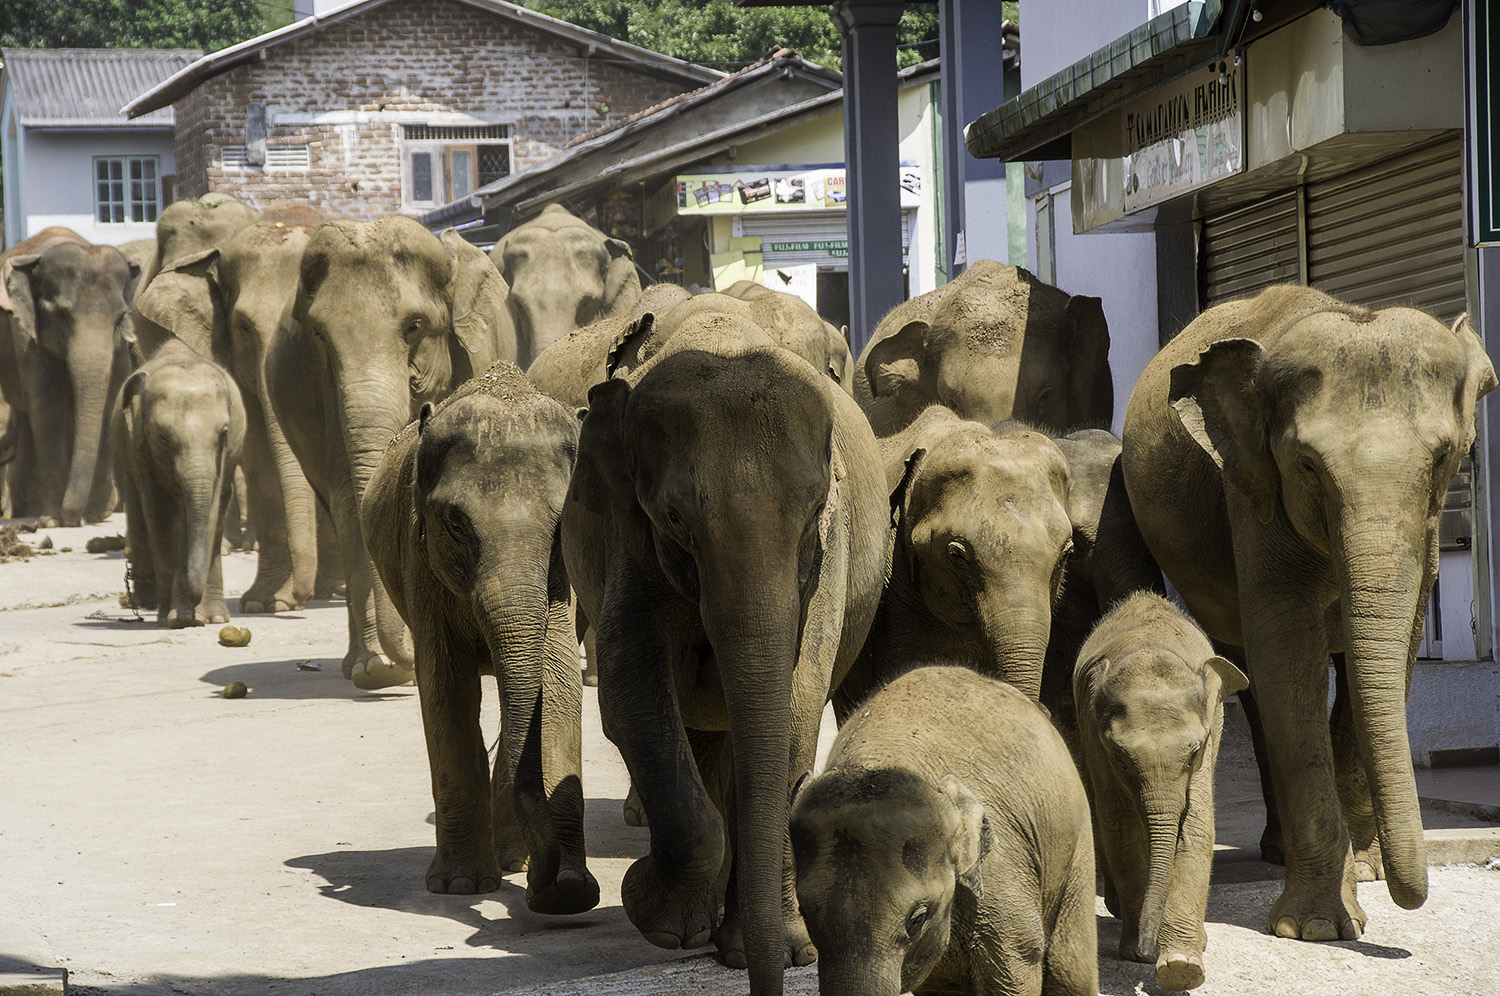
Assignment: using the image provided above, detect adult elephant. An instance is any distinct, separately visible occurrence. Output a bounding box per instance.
[854,260,1112,437]
[720,280,854,394]
[490,203,640,366]
[269,216,514,689]
[2,229,139,524]
[134,204,329,615]
[566,306,888,995]
[1121,285,1496,942]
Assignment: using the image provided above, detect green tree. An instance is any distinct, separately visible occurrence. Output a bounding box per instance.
[525,1,941,71]
[0,0,290,51]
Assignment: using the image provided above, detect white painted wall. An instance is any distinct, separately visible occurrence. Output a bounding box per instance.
[898,80,940,296]
[21,129,176,246]
[1408,659,1500,767]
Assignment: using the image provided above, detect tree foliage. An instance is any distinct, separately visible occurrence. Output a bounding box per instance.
[525,1,941,71]
[0,0,291,51]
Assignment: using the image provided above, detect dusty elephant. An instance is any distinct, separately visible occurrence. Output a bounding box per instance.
[721,280,854,394]
[835,406,1075,713]
[112,335,247,628]
[362,361,598,914]
[1074,591,1247,991]
[269,216,515,690]
[1,229,139,525]
[791,665,1098,996]
[853,261,1112,437]
[490,203,641,366]
[565,304,888,994]
[1121,284,1497,941]
[135,204,332,615]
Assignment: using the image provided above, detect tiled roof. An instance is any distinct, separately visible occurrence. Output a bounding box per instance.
[1,48,200,126]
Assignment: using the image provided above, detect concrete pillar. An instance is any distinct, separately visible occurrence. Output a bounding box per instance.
[835,1,907,355]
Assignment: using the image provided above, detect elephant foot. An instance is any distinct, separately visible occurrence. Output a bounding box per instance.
[582,667,598,688]
[1155,950,1205,991]
[1259,826,1285,866]
[1351,843,1385,883]
[167,609,206,629]
[347,650,415,690]
[621,854,721,950]
[313,577,347,600]
[1268,876,1365,941]
[714,902,817,969]
[623,785,649,827]
[1117,923,1146,963]
[35,515,61,529]
[241,575,307,614]
[426,848,502,896]
[527,865,601,916]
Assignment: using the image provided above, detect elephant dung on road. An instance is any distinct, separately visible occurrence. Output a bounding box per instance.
[854,260,1112,437]
[1074,591,1246,991]
[363,360,598,914]
[1121,284,1497,942]
[565,302,889,995]
[791,665,1098,996]
[490,203,641,366]
[113,335,246,628]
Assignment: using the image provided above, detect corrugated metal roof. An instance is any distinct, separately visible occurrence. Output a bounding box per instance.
[1,48,200,127]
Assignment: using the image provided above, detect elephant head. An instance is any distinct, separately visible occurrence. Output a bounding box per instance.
[490,203,640,365]
[1168,306,1497,913]
[889,412,1075,698]
[721,280,855,394]
[7,241,140,523]
[153,192,258,271]
[863,261,1112,433]
[791,767,991,996]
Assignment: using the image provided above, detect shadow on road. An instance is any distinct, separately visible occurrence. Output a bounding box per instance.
[198,659,412,701]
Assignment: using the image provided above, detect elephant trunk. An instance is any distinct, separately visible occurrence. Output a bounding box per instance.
[1134,788,1186,963]
[977,582,1053,700]
[816,959,903,996]
[61,333,120,523]
[175,474,221,624]
[700,541,801,996]
[1336,524,1428,910]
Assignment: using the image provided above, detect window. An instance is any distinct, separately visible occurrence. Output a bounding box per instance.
[94,156,161,224]
[402,124,510,207]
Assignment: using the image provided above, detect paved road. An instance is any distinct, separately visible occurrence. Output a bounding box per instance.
[1,520,1497,996]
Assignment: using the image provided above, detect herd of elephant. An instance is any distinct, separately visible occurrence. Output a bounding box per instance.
[0,191,1492,996]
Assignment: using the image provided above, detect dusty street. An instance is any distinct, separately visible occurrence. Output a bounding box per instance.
[1,520,1498,996]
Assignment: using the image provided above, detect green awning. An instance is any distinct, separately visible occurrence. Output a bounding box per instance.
[965,0,1225,162]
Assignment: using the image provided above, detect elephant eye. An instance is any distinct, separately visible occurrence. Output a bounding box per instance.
[665,506,682,527]
[441,507,468,539]
[1432,445,1452,475]
[404,316,427,339]
[946,540,969,563]
[905,903,931,939]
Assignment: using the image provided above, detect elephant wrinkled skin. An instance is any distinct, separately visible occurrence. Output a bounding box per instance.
[1121,284,1497,942]
[792,666,1098,996]
[564,304,888,995]
[1074,592,1247,991]
[363,361,598,914]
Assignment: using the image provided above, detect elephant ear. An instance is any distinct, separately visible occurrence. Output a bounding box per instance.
[940,774,993,899]
[888,446,926,528]
[118,368,149,453]
[1065,294,1113,429]
[441,228,514,366]
[1169,338,1279,524]
[1451,314,1498,441]
[605,313,656,380]
[132,247,224,361]
[864,319,931,402]
[3,254,41,341]
[578,378,638,518]
[1205,654,1249,698]
[600,237,642,319]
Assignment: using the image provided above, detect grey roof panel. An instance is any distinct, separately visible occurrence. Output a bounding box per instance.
[2,48,200,126]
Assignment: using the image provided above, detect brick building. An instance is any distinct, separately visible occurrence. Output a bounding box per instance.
[122,0,718,221]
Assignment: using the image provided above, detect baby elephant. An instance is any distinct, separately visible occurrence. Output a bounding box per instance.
[1073,591,1247,990]
[113,338,245,627]
[792,666,1098,996]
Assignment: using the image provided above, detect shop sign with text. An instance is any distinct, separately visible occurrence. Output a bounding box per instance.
[675,167,921,215]
[1122,62,1244,212]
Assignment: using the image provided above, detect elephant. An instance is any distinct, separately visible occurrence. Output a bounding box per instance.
[1073,591,1247,991]
[2,229,140,525]
[564,302,889,994]
[853,260,1112,437]
[1120,284,1497,942]
[269,215,515,690]
[489,203,641,366]
[835,406,1075,714]
[134,203,333,615]
[790,665,1098,996]
[112,335,246,627]
[362,360,598,914]
[721,280,855,394]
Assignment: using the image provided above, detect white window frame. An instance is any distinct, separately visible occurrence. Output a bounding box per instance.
[401,124,511,209]
[94,155,162,225]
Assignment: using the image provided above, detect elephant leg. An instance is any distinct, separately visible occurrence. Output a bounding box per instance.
[314,503,345,599]
[1235,681,1284,865]
[82,354,126,523]
[414,619,502,895]
[1241,592,1364,942]
[25,359,70,525]
[239,394,312,613]
[598,588,726,951]
[119,470,157,611]
[979,878,1047,996]
[5,412,37,516]
[201,485,233,624]
[581,622,598,689]
[1154,722,1221,991]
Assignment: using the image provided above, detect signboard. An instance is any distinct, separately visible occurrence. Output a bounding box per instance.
[1469,0,1499,245]
[675,167,921,215]
[761,264,818,309]
[1121,60,1244,213]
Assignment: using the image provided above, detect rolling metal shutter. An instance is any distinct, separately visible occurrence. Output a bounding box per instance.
[740,211,913,270]
[1305,137,1466,324]
[1201,192,1301,308]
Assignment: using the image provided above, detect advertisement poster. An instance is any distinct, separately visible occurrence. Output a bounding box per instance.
[675,166,918,214]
